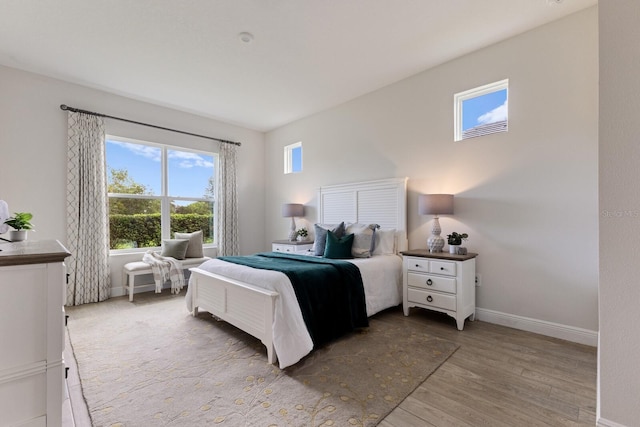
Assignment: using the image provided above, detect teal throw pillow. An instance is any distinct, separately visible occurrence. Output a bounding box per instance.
[313,222,345,256]
[161,239,190,260]
[323,231,354,259]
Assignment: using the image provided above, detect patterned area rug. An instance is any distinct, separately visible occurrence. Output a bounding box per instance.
[66,293,458,426]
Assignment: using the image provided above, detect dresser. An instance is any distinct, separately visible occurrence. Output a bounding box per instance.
[401,249,477,331]
[272,240,314,254]
[0,240,71,427]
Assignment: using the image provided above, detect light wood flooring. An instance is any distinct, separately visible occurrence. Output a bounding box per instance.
[64,291,597,427]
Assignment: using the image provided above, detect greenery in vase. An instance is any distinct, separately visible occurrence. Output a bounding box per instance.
[296,227,308,238]
[446,232,468,245]
[3,212,35,231]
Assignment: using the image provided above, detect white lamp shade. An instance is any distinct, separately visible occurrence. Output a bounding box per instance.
[282,203,304,217]
[418,194,454,215]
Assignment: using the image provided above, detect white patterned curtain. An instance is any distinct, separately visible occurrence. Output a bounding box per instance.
[216,142,239,256]
[66,112,110,305]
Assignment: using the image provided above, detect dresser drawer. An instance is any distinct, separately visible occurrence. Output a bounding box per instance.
[408,288,457,311]
[406,257,429,272]
[430,260,457,277]
[272,244,293,253]
[407,272,456,294]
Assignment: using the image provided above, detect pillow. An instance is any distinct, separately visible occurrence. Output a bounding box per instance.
[312,222,345,256]
[323,231,354,259]
[161,239,189,260]
[372,229,397,255]
[345,223,379,258]
[174,230,204,258]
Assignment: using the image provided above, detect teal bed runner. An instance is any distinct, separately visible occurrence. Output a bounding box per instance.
[218,252,368,348]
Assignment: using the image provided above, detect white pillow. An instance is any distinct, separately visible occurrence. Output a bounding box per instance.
[373,229,396,255]
[345,223,378,258]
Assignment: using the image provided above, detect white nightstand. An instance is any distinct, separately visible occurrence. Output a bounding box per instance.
[272,240,314,254]
[401,249,478,330]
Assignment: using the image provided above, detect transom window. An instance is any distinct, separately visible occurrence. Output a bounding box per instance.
[284,141,303,174]
[454,79,509,141]
[106,136,216,250]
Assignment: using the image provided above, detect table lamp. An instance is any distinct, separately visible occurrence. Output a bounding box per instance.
[418,194,454,252]
[282,203,304,241]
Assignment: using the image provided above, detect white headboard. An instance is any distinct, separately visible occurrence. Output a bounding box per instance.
[317,177,408,252]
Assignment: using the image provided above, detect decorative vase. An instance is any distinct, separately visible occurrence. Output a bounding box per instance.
[449,244,460,254]
[10,230,27,242]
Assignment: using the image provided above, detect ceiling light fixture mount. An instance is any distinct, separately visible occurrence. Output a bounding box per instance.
[238,32,254,43]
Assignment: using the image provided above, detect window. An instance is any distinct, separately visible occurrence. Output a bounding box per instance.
[106,136,216,250]
[454,79,508,141]
[284,141,303,174]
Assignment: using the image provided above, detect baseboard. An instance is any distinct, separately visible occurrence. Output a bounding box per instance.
[597,417,629,427]
[110,284,159,298]
[475,307,598,347]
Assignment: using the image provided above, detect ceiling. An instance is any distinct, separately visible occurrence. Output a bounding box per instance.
[0,0,596,132]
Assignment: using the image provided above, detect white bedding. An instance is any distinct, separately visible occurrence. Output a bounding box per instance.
[185,254,402,368]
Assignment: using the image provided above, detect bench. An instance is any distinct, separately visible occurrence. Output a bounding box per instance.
[123,256,211,301]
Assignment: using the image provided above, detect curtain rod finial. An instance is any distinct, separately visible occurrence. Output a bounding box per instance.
[60,104,68,110]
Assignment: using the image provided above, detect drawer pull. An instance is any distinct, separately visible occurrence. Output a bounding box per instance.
[426,295,433,302]
[440,267,445,271]
[426,279,433,286]
[415,264,420,268]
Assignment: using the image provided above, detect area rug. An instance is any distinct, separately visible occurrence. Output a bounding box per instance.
[66,293,458,426]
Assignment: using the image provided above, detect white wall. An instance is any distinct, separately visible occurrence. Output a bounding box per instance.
[0,65,265,296]
[598,2,640,426]
[265,8,599,342]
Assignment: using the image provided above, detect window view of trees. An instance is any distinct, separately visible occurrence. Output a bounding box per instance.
[106,138,216,250]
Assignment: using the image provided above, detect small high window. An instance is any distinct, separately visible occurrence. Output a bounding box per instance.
[284,142,303,174]
[454,79,508,141]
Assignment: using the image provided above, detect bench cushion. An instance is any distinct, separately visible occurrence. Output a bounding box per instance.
[124,256,211,274]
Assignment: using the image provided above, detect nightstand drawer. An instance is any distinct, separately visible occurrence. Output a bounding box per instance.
[408,288,456,311]
[407,272,456,294]
[273,244,294,253]
[406,257,429,272]
[430,260,457,277]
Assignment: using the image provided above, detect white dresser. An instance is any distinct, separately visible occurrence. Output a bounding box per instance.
[401,249,477,331]
[0,240,71,427]
[271,240,314,254]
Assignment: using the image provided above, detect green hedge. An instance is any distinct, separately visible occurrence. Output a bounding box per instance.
[110,213,213,249]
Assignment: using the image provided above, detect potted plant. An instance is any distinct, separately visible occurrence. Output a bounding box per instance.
[296,227,309,241]
[3,212,35,242]
[446,232,468,254]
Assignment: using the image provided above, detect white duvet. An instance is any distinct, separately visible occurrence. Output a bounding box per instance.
[185,254,402,368]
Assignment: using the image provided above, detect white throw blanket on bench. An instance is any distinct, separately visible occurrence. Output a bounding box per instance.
[142,250,185,295]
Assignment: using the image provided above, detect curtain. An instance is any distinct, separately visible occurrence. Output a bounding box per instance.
[66,112,110,305]
[216,142,239,256]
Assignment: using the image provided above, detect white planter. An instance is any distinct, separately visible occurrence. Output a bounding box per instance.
[10,230,27,241]
[449,244,460,254]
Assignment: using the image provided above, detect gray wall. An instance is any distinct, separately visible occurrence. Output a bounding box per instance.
[599,2,640,425]
[265,8,599,341]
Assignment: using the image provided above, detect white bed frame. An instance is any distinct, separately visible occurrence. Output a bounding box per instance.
[189,177,408,364]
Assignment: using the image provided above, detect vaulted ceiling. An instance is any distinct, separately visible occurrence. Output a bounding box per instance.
[0,0,596,131]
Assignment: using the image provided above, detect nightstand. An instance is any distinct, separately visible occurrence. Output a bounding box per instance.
[401,249,478,330]
[272,240,314,254]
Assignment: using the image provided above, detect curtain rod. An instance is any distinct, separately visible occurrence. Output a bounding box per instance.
[59,104,241,147]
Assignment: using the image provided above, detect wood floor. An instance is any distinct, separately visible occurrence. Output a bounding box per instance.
[64,292,597,427]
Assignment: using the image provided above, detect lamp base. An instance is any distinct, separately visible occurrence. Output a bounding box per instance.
[427,235,445,253]
[427,215,445,252]
[289,217,297,241]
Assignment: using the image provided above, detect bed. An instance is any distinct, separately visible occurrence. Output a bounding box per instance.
[186,177,408,368]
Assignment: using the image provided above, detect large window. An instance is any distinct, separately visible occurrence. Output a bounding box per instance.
[454,79,508,141]
[106,136,216,251]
